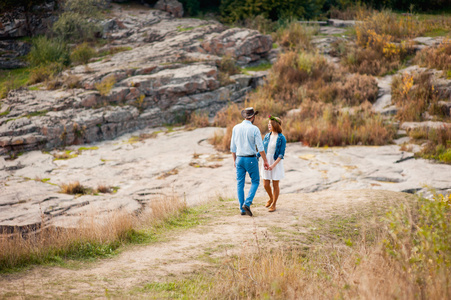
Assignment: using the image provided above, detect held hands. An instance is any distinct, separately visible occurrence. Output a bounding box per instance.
[263,160,270,170]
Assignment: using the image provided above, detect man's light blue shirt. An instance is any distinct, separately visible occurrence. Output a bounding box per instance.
[230,120,264,156]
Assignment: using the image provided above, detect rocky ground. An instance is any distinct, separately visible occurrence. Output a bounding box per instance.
[0,5,274,154]
[1,4,451,232]
[1,126,450,233]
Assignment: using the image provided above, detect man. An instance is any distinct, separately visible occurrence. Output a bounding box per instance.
[230,107,270,217]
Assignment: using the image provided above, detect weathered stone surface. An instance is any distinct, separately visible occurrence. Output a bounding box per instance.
[154,0,184,18]
[401,121,451,131]
[201,28,272,64]
[0,7,273,153]
[1,127,450,230]
[328,19,356,27]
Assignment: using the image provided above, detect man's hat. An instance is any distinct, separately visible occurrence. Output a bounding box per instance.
[241,107,259,119]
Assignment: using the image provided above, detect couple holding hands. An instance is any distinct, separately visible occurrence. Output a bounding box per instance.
[230,107,286,216]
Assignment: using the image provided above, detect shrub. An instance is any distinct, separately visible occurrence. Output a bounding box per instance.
[95,76,116,96]
[384,192,451,298]
[52,0,104,42]
[414,40,451,73]
[70,43,96,65]
[211,49,384,150]
[28,36,70,68]
[410,126,451,164]
[391,71,440,122]
[272,21,315,51]
[220,0,325,23]
[53,12,101,42]
[217,55,240,86]
[235,15,278,34]
[187,111,210,129]
[29,62,65,85]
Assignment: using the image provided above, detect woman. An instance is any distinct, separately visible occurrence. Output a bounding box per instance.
[260,115,286,212]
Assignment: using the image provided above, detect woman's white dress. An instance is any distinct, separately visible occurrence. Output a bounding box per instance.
[260,133,285,181]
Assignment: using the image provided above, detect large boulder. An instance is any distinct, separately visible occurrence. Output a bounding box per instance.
[201,28,272,65]
[154,0,184,18]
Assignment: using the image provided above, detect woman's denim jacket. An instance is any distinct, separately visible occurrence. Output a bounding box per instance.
[257,132,286,160]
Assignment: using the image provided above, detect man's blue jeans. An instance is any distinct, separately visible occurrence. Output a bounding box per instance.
[236,156,260,213]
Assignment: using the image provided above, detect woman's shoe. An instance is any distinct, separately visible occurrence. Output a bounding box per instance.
[265,199,273,208]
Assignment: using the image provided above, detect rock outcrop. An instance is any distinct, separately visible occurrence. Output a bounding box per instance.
[154,0,184,18]
[0,8,273,155]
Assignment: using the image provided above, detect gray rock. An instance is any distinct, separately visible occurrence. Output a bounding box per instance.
[154,0,184,18]
[401,121,451,131]
[328,19,356,27]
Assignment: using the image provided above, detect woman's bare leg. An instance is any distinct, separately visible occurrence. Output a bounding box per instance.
[263,180,273,207]
[269,180,279,212]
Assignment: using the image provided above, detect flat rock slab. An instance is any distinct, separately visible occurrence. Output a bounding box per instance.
[1,127,450,230]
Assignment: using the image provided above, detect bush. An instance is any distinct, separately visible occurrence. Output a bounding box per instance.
[414,40,451,72]
[52,0,105,42]
[384,192,451,298]
[187,111,210,129]
[220,0,326,23]
[410,126,451,164]
[391,71,440,122]
[272,21,315,51]
[28,36,70,68]
[70,43,96,65]
[95,76,116,96]
[53,12,101,42]
[29,62,65,85]
[211,50,385,150]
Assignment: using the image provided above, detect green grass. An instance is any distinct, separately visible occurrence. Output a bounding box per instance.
[177,25,195,32]
[0,68,31,98]
[78,146,99,151]
[241,62,272,74]
[133,277,211,299]
[423,28,450,37]
[53,150,78,160]
[26,110,48,118]
[0,111,9,116]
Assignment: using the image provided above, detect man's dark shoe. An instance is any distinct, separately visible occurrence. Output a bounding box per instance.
[241,212,246,215]
[243,205,253,217]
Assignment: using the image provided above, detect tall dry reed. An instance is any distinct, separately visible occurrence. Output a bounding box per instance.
[0,194,186,271]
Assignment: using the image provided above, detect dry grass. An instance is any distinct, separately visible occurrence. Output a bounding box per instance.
[409,126,451,163]
[329,3,373,20]
[96,184,112,194]
[0,194,186,272]
[414,39,451,72]
[272,21,316,51]
[211,51,388,150]
[95,76,116,96]
[391,71,440,122]
[204,194,451,299]
[186,111,210,130]
[217,55,241,86]
[59,181,89,195]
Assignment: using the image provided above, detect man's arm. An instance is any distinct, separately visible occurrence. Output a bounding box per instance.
[232,152,236,168]
[259,151,270,170]
[255,128,269,170]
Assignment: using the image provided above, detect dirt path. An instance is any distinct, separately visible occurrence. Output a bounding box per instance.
[0,189,413,299]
